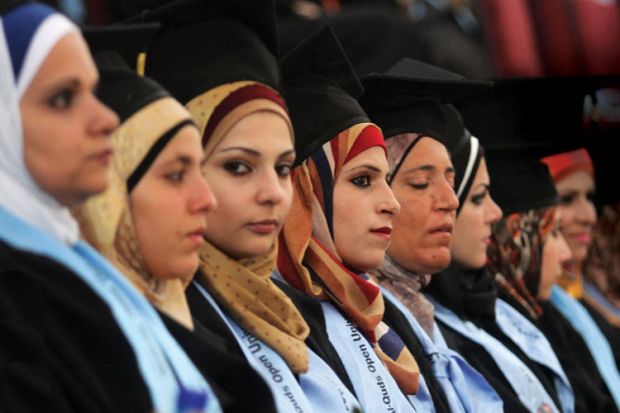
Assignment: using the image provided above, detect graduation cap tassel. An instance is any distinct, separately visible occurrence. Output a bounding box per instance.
[136,52,146,77]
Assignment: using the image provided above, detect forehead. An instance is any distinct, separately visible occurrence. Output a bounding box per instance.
[341,146,387,169]
[30,32,97,87]
[218,111,293,151]
[399,137,452,171]
[471,157,490,185]
[555,170,595,192]
[155,125,202,162]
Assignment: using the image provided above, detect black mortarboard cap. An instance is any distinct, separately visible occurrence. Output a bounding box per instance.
[458,76,616,214]
[281,24,369,165]
[132,0,280,105]
[455,76,611,156]
[0,0,22,14]
[83,24,169,122]
[360,58,493,152]
[486,148,559,215]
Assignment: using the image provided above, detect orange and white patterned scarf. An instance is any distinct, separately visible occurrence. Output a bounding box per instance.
[278,123,421,394]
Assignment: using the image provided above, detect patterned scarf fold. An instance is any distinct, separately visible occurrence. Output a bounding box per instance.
[197,241,310,373]
[186,80,311,373]
[278,123,421,394]
[77,98,195,329]
[372,254,436,339]
[487,207,556,320]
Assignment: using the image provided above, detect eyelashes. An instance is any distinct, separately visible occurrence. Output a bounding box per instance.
[224,161,251,176]
[470,190,488,206]
[222,160,293,177]
[408,182,429,190]
[350,175,371,187]
[48,88,75,109]
[164,169,187,183]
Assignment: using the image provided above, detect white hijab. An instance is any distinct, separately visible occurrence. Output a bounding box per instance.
[0,5,80,244]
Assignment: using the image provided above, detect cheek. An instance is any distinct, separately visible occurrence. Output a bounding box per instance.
[557,205,576,229]
[205,182,246,227]
[280,179,294,216]
[392,197,425,244]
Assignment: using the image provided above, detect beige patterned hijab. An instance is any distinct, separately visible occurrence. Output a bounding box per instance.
[187,80,310,373]
[76,97,197,329]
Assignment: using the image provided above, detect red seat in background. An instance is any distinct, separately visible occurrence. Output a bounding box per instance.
[478,0,545,76]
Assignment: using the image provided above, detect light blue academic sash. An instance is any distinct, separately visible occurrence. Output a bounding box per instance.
[382,288,504,413]
[584,281,620,319]
[430,298,560,413]
[550,285,620,409]
[300,349,363,413]
[495,299,574,413]
[0,207,219,413]
[193,281,314,412]
[321,301,423,412]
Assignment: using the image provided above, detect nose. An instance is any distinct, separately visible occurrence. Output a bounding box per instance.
[557,232,573,263]
[575,195,597,226]
[190,173,217,214]
[256,169,286,206]
[436,179,459,212]
[89,95,119,137]
[486,196,503,224]
[378,182,401,217]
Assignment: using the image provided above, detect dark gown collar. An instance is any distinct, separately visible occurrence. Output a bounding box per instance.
[425,263,497,325]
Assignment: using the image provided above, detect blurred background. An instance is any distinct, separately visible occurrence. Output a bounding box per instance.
[43,0,620,207]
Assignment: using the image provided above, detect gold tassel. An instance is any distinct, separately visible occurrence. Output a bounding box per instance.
[136,52,146,77]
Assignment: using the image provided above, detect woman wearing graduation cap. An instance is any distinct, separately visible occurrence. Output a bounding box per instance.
[277,26,440,413]
[543,148,620,338]
[141,2,363,412]
[76,23,281,413]
[447,77,618,413]
[482,148,617,413]
[358,59,508,413]
[0,3,220,412]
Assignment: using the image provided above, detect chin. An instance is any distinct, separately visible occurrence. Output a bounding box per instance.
[342,248,384,274]
[227,240,275,261]
[347,259,383,274]
[463,255,488,271]
[421,249,452,274]
[571,247,588,265]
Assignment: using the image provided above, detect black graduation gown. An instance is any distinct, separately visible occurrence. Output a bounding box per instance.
[498,289,619,412]
[425,265,561,413]
[0,239,153,413]
[275,278,454,412]
[270,279,355,395]
[381,297,453,413]
[160,302,277,413]
[581,298,620,368]
[537,301,619,413]
[186,276,361,409]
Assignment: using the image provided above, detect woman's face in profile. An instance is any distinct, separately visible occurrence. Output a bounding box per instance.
[130,124,215,282]
[20,32,118,207]
[388,137,459,274]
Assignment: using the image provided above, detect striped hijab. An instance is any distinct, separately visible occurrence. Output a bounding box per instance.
[278,122,421,394]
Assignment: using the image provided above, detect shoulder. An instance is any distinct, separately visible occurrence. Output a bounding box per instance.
[0,241,152,413]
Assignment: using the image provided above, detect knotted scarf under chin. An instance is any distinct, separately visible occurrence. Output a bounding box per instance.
[373,253,436,339]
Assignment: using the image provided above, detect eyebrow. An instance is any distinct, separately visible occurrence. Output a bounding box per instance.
[472,183,490,191]
[161,154,197,167]
[217,146,296,159]
[402,165,456,175]
[45,78,80,95]
[347,164,382,173]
